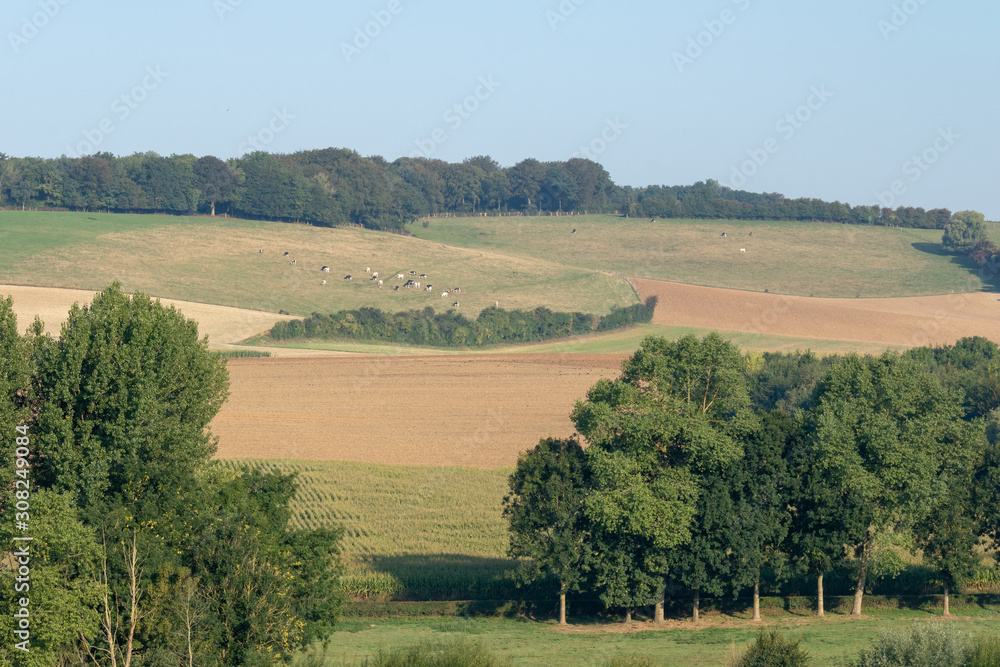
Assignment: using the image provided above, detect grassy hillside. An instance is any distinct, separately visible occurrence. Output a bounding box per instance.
[0,211,636,317]
[411,215,988,298]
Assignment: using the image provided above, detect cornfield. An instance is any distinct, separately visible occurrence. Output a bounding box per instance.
[219,458,518,600]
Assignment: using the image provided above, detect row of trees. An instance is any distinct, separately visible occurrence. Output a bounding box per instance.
[267,299,657,348]
[505,334,1000,624]
[0,284,341,665]
[0,150,966,230]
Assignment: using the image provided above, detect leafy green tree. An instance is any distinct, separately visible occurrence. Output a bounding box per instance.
[915,483,982,616]
[33,283,229,517]
[942,210,987,253]
[189,467,339,665]
[507,159,546,212]
[503,437,592,625]
[571,334,754,621]
[807,352,981,616]
[0,490,102,666]
[666,471,735,622]
[193,155,239,216]
[728,411,794,621]
[0,296,30,474]
[232,152,308,221]
[584,447,697,622]
[785,430,858,617]
[68,156,113,211]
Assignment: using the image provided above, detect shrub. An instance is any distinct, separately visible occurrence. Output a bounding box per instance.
[969,634,1000,667]
[361,639,511,667]
[732,629,809,667]
[850,623,971,667]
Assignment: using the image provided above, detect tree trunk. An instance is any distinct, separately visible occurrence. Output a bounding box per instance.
[943,584,950,616]
[210,201,216,216]
[559,593,566,625]
[752,580,761,621]
[692,589,700,623]
[654,586,664,623]
[851,537,871,616]
[625,609,632,624]
[817,573,825,617]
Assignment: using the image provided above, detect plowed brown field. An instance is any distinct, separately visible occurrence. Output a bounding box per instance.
[212,354,624,468]
[633,278,1000,348]
[0,284,302,353]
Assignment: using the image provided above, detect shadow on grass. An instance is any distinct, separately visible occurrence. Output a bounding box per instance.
[911,242,1000,291]
[367,554,524,602]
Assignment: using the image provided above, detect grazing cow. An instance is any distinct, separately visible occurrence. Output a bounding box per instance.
[394,286,400,291]
[370,275,377,281]
[372,272,378,278]
[322,266,330,272]
[650,218,655,223]
[495,300,499,307]
[397,273,404,279]
[749,231,753,237]
[415,282,420,288]
[291,260,297,265]
[572,229,576,233]
[721,232,727,237]
[378,279,383,286]
[740,248,746,254]
[453,287,461,293]
[283,252,289,256]
[441,292,449,297]
[366,266,371,273]
[419,274,427,278]
[425,285,433,291]
[452,302,460,307]
[344,274,352,280]
[258,249,263,253]
[409,270,416,275]
[321,280,326,285]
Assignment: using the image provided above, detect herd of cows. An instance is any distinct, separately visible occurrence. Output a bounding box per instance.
[263,248,467,308]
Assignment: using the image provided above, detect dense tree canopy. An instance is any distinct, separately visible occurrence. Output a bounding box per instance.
[0,151,974,232]
[805,352,984,615]
[0,285,343,664]
[509,335,1000,624]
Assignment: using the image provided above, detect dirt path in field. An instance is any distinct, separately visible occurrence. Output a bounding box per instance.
[633,278,1000,348]
[212,354,625,467]
[0,284,315,354]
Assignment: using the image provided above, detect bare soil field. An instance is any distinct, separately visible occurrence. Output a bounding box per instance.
[212,354,625,468]
[634,278,1000,348]
[0,284,296,351]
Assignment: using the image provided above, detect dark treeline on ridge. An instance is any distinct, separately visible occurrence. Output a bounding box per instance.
[268,298,657,348]
[0,149,957,231]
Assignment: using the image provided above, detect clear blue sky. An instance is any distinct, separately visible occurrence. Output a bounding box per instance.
[2,0,997,218]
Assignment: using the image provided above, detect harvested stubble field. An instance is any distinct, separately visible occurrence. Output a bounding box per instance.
[211,354,624,467]
[0,283,295,350]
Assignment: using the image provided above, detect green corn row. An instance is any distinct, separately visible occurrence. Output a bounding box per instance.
[964,565,1000,592]
[210,350,272,358]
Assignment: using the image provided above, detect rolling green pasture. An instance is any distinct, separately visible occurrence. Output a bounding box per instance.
[411,215,990,298]
[0,210,636,317]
